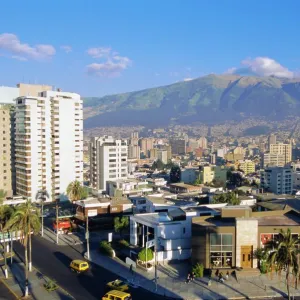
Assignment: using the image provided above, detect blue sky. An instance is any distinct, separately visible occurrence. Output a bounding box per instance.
[0,0,300,96]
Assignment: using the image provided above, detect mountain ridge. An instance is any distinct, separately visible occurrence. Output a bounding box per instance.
[83,74,300,128]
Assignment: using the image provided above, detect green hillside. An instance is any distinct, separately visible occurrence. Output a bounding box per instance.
[83,74,300,128]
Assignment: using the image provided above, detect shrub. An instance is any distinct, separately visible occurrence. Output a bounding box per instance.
[260,261,269,274]
[138,248,154,262]
[99,241,113,257]
[118,239,130,248]
[192,263,204,278]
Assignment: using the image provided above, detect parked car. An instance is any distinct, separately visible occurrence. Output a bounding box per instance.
[106,279,129,292]
[102,290,131,300]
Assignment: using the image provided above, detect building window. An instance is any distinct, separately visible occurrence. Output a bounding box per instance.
[210,233,232,268]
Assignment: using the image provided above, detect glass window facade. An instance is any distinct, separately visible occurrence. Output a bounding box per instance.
[210,233,233,268]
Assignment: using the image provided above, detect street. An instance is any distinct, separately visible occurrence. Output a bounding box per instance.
[13,235,173,300]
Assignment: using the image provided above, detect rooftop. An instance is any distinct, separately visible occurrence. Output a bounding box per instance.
[75,196,131,207]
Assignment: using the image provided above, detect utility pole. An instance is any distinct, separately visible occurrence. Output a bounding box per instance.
[10,232,13,264]
[154,233,157,291]
[56,201,59,245]
[86,215,90,260]
[41,197,44,237]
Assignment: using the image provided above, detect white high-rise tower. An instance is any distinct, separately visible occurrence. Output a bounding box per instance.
[15,90,83,202]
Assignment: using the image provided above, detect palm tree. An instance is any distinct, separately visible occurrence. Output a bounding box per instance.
[5,200,40,297]
[0,189,13,279]
[267,229,300,300]
[67,180,85,201]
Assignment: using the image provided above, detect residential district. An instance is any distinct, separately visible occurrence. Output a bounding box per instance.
[1,84,300,300]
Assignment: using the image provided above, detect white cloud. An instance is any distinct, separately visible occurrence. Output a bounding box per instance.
[183,77,193,82]
[86,46,131,77]
[87,47,111,58]
[60,45,72,53]
[227,57,295,78]
[0,33,55,60]
[11,55,27,61]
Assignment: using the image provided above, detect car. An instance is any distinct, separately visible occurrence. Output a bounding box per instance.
[70,259,89,273]
[102,290,132,300]
[106,279,129,292]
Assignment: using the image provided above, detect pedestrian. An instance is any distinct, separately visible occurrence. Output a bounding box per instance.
[130,264,133,274]
[225,271,229,280]
[218,272,224,283]
[215,269,219,278]
[208,268,212,279]
[191,272,195,281]
[185,273,191,284]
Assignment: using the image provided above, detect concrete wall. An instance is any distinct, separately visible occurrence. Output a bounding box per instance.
[235,219,258,268]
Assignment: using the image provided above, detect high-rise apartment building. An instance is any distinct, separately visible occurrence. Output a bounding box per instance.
[15,90,83,202]
[90,136,128,191]
[140,138,154,157]
[237,160,255,175]
[157,149,168,164]
[263,153,285,168]
[268,134,277,149]
[170,139,186,155]
[260,167,292,194]
[128,132,140,159]
[0,86,19,197]
[198,137,208,149]
[270,143,292,165]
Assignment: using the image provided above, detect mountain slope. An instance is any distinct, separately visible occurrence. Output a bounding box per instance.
[83,74,300,128]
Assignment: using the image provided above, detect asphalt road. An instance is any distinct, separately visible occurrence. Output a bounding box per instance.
[13,236,174,300]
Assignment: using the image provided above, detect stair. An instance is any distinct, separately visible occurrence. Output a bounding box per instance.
[235,268,261,280]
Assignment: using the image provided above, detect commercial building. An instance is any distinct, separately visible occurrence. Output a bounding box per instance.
[260,167,293,194]
[270,143,292,165]
[90,136,128,192]
[192,206,300,269]
[237,160,255,175]
[15,90,83,201]
[263,153,285,168]
[75,197,132,220]
[130,209,193,261]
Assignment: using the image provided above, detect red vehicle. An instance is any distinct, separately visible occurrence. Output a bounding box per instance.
[53,220,71,231]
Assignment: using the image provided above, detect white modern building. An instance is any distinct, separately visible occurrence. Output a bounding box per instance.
[90,136,128,192]
[130,209,193,262]
[15,90,83,202]
[260,167,293,194]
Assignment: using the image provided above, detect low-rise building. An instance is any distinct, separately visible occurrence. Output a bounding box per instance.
[130,209,192,261]
[199,165,227,185]
[192,206,300,269]
[106,179,153,197]
[181,167,198,184]
[169,183,202,194]
[74,197,133,220]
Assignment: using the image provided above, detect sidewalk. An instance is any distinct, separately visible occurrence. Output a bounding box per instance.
[87,249,300,300]
[0,262,74,300]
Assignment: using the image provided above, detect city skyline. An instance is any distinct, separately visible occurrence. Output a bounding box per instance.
[1,1,300,96]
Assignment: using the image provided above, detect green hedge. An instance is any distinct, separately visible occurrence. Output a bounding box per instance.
[118,239,130,248]
[99,241,113,257]
[192,263,204,278]
[138,248,153,262]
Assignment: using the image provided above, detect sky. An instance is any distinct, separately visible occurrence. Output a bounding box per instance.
[0,0,300,96]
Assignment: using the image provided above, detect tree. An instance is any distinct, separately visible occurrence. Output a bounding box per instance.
[212,192,240,205]
[0,190,13,278]
[5,200,41,297]
[170,166,181,183]
[267,229,300,300]
[114,216,129,238]
[194,178,202,185]
[138,248,154,262]
[253,247,269,273]
[67,180,87,201]
[151,159,165,170]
